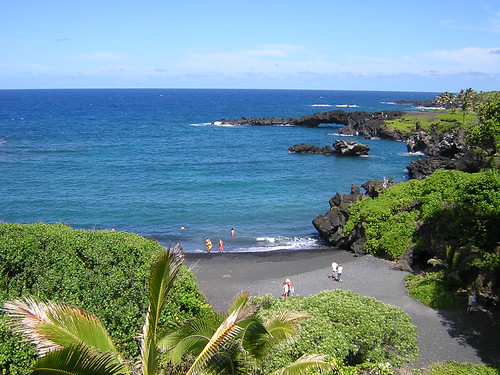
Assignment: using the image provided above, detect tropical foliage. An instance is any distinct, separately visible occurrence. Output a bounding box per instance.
[159,292,322,375]
[4,247,331,375]
[405,272,465,309]
[0,223,211,375]
[343,170,500,294]
[253,290,418,374]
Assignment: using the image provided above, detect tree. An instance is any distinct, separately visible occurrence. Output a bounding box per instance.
[456,88,478,126]
[435,92,456,109]
[3,246,330,375]
[467,94,500,169]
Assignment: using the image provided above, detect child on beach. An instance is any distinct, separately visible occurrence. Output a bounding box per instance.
[218,238,224,253]
[337,264,343,283]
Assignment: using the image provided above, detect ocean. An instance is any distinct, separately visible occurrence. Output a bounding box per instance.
[0,89,434,253]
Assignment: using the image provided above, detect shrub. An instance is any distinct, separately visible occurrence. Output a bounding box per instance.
[254,290,418,373]
[405,272,465,310]
[0,223,212,375]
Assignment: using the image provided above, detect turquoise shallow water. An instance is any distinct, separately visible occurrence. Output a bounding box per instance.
[0,89,433,252]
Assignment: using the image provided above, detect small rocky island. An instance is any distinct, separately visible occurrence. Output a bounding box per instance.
[288,140,370,156]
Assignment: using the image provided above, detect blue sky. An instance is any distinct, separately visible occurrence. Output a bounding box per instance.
[1,0,499,92]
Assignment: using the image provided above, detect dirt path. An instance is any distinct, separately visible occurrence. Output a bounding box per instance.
[185,249,499,368]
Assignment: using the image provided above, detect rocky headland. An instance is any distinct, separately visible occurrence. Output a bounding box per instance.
[215,109,485,179]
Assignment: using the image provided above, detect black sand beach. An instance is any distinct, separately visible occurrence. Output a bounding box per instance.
[185,249,499,369]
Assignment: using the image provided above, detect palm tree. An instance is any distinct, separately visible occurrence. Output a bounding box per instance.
[3,245,183,375]
[435,92,455,109]
[159,291,316,374]
[3,245,331,375]
[456,88,478,126]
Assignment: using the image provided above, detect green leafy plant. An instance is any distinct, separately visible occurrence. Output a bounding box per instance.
[254,290,418,374]
[405,272,465,310]
[0,223,212,374]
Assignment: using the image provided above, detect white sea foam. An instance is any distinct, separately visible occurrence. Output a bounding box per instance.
[190,122,212,127]
[310,104,332,107]
[399,151,425,156]
[336,104,358,108]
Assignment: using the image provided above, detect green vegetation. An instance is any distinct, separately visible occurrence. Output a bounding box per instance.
[467,92,500,169]
[0,223,211,375]
[413,361,500,375]
[253,290,418,374]
[385,112,478,134]
[405,272,465,309]
[343,170,500,299]
[4,246,331,375]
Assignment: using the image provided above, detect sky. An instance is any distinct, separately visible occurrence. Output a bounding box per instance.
[1,0,500,92]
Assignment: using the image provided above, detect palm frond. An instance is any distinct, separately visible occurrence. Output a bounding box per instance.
[272,354,332,375]
[227,291,250,315]
[241,321,270,360]
[186,299,253,375]
[3,297,120,359]
[264,312,310,345]
[31,344,127,375]
[140,244,184,375]
[243,312,309,362]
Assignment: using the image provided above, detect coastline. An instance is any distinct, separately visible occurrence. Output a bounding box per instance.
[185,248,499,368]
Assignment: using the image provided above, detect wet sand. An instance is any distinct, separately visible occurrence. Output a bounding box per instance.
[185,249,499,368]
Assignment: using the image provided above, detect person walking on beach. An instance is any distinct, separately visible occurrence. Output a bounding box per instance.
[231,228,235,237]
[218,238,224,253]
[205,237,212,253]
[330,261,338,280]
[337,264,343,283]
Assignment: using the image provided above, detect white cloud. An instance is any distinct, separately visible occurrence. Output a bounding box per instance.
[429,47,500,68]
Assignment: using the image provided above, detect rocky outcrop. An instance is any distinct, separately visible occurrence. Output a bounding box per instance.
[288,143,335,155]
[333,140,370,156]
[312,179,394,257]
[406,129,467,157]
[404,127,487,179]
[288,140,370,156]
[216,110,405,140]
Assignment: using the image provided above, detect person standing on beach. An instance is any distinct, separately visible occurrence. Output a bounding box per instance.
[337,264,343,283]
[205,238,212,253]
[282,281,289,299]
[286,278,293,297]
[231,228,235,237]
[330,261,338,280]
[218,238,224,253]
[467,292,477,315]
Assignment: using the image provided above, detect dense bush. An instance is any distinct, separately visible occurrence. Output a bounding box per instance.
[0,223,212,375]
[253,290,418,373]
[344,170,500,261]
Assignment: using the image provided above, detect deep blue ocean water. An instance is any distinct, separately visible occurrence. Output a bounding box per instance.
[0,89,434,252]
